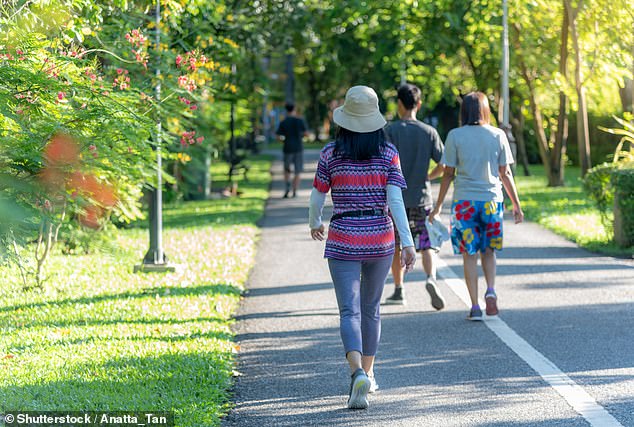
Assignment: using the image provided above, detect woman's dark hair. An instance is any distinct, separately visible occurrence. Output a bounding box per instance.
[333,127,387,161]
[460,91,491,126]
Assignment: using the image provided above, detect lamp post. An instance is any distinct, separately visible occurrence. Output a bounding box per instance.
[261,56,271,145]
[501,0,510,128]
[501,0,517,171]
[135,0,175,273]
[399,1,418,86]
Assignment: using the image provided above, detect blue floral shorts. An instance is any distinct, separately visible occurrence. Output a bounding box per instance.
[450,200,504,255]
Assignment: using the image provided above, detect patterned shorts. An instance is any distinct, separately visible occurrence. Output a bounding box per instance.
[450,200,504,255]
[394,207,432,251]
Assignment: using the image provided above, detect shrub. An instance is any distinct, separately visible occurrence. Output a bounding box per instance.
[611,168,634,248]
[584,115,634,249]
[583,163,615,234]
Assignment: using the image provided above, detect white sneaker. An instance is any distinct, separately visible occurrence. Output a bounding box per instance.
[347,368,370,409]
[368,375,379,393]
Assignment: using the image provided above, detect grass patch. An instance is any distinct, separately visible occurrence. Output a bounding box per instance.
[0,155,272,426]
[163,154,272,229]
[514,165,633,257]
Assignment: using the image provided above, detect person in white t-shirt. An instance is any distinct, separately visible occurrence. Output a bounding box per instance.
[429,91,524,320]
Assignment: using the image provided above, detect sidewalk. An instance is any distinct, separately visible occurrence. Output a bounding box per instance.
[223,150,634,427]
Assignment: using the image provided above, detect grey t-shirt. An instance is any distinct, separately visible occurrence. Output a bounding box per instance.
[441,124,514,202]
[385,119,444,209]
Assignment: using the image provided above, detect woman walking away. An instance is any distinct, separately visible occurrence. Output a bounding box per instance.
[309,85,416,409]
[429,91,524,320]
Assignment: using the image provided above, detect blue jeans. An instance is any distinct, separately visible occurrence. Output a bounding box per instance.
[327,256,392,356]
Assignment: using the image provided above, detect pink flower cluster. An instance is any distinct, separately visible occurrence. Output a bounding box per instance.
[125,29,147,47]
[125,29,148,68]
[134,49,148,68]
[175,51,208,72]
[180,131,204,146]
[178,96,198,111]
[1,49,26,61]
[113,68,131,90]
[177,75,197,92]
[40,57,59,78]
[59,49,86,58]
[84,69,100,84]
[14,91,36,103]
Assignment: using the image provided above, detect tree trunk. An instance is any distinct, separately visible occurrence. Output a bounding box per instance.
[620,77,633,113]
[619,46,634,113]
[575,86,592,175]
[307,68,322,142]
[510,108,531,176]
[513,21,564,186]
[522,67,553,181]
[567,0,592,176]
[551,3,570,186]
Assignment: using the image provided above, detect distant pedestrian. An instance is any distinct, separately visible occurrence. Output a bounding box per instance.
[429,91,524,320]
[276,103,308,198]
[384,83,446,309]
[309,86,416,409]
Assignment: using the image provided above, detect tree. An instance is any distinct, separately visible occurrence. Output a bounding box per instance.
[565,0,591,176]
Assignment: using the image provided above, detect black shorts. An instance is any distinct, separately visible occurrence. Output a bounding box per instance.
[283,152,304,174]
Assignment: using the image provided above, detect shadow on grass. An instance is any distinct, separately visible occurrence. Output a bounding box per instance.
[0,352,234,426]
[0,283,241,314]
[8,327,233,353]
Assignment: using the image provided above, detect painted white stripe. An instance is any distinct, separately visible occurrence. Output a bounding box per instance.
[436,257,623,427]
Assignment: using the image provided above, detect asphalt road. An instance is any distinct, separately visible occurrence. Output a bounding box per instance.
[223,149,634,427]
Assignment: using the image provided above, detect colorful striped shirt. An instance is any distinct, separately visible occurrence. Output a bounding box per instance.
[313,141,407,260]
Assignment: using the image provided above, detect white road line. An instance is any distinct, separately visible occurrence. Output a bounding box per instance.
[436,257,624,427]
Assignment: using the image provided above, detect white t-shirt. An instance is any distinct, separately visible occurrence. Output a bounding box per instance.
[441,124,514,202]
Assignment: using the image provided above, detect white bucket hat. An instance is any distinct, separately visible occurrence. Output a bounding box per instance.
[333,85,387,133]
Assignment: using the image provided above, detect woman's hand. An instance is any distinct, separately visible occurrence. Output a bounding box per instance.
[513,206,524,224]
[400,246,416,272]
[310,224,325,241]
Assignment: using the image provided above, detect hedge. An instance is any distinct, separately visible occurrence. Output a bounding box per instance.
[612,168,634,248]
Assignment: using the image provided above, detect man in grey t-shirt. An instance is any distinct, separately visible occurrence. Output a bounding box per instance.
[383,83,445,310]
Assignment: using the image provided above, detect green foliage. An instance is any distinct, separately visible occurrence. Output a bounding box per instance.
[583,116,634,250]
[611,168,634,248]
[598,114,634,164]
[1,0,249,287]
[516,165,631,257]
[0,156,272,426]
[583,163,615,233]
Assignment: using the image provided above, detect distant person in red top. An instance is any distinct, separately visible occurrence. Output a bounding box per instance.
[276,103,308,198]
[309,86,416,410]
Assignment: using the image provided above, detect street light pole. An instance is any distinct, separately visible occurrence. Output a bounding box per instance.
[400,21,407,86]
[135,0,175,273]
[501,0,510,128]
[501,0,517,171]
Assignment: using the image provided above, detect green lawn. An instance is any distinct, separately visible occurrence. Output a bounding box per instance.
[514,165,632,257]
[0,154,272,426]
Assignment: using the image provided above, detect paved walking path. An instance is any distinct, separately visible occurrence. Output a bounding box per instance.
[223,150,634,427]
